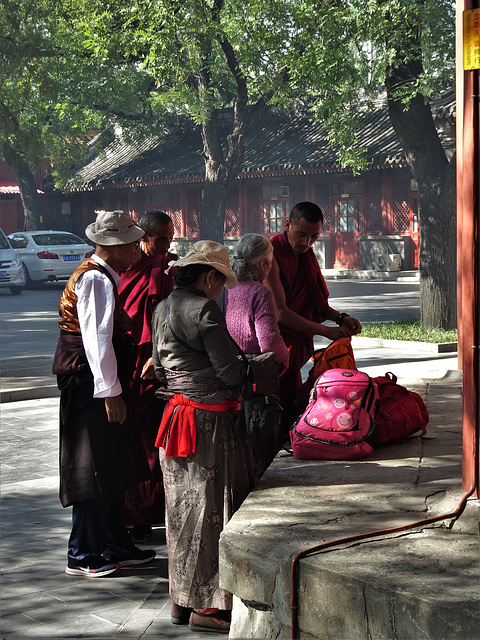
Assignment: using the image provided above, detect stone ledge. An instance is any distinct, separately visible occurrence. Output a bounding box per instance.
[220,376,479,639]
[352,335,458,353]
[227,528,480,640]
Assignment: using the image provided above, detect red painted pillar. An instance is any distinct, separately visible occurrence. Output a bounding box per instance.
[457,0,480,496]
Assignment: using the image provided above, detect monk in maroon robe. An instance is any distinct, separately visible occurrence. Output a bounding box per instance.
[265,202,362,436]
[118,211,176,538]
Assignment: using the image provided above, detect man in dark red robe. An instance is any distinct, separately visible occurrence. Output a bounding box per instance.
[265,202,362,436]
[118,210,176,540]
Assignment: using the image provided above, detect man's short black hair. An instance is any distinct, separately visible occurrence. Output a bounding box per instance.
[139,210,173,236]
[289,202,324,225]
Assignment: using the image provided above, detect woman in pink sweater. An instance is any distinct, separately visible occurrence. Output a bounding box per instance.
[224,234,289,475]
[225,234,289,371]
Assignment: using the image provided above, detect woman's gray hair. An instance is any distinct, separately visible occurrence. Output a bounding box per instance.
[232,234,273,280]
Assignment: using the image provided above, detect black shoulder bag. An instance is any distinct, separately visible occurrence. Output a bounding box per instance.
[232,344,283,440]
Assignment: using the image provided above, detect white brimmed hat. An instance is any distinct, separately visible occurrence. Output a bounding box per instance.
[85,210,144,246]
[167,240,237,289]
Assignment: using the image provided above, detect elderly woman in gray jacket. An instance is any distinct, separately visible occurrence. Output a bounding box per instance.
[151,240,253,635]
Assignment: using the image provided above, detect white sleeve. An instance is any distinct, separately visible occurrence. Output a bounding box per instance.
[75,271,123,398]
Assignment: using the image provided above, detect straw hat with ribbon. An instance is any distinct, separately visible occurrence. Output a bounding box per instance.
[166,240,237,289]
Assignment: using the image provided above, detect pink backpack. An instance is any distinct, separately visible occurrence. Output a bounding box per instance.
[291,369,379,460]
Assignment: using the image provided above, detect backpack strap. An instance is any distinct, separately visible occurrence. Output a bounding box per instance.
[361,378,376,416]
[228,335,257,392]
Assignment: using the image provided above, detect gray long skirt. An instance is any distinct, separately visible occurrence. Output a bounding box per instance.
[159,408,254,610]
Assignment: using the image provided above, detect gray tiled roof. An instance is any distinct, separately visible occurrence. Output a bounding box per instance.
[71,88,455,190]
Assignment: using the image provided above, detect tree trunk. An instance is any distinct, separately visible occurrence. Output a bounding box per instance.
[201,160,232,243]
[418,152,457,330]
[198,100,248,243]
[385,63,457,330]
[195,31,270,244]
[3,153,42,231]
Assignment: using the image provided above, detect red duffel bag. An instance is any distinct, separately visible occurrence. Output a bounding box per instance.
[372,372,429,446]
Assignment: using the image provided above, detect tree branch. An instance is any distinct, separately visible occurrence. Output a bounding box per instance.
[218,36,247,106]
[211,0,225,22]
[196,61,224,165]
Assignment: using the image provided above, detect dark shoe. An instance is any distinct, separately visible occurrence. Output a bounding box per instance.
[108,547,156,567]
[66,557,119,578]
[171,602,192,625]
[128,524,153,543]
[189,610,231,634]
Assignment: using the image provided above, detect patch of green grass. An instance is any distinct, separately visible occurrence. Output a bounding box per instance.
[360,319,457,343]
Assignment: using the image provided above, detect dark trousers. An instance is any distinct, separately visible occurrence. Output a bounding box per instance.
[68,491,135,563]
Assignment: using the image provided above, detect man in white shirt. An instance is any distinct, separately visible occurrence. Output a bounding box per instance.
[54,210,155,577]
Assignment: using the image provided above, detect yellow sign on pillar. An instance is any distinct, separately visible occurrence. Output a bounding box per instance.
[464,9,480,70]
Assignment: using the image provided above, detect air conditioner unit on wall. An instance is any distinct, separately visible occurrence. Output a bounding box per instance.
[375,253,401,271]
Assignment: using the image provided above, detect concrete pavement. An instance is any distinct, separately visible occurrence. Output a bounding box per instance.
[0,367,216,638]
[0,393,219,639]
[322,268,419,282]
[1,336,474,639]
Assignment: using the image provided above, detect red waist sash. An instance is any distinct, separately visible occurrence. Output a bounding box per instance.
[155,394,241,457]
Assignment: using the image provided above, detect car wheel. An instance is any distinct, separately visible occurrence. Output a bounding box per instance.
[9,285,24,295]
[24,266,45,289]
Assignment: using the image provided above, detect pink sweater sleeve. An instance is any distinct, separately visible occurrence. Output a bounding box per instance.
[253,286,289,365]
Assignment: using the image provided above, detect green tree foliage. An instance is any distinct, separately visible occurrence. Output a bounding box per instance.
[1,0,456,328]
[76,0,306,241]
[288,0,457,329]
[78,0,455,328]
[298,0,455,160]
[362,0,456,331]
[0,0,156,228]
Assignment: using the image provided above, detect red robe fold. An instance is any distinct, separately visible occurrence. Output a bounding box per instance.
[271,232,330,431]
[119,253,174,348]
[117,253,175,526]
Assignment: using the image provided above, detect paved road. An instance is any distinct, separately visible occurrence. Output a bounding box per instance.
[327,279,419,323]
[0,279,420,360]
[0,282,65,359]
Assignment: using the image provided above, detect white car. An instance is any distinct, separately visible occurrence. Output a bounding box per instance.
[0,228,26,295]
[7,230,94,285]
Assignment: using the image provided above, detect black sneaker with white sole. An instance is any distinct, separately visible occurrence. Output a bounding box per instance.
[66,557,119,577]
[107,547,156,567]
